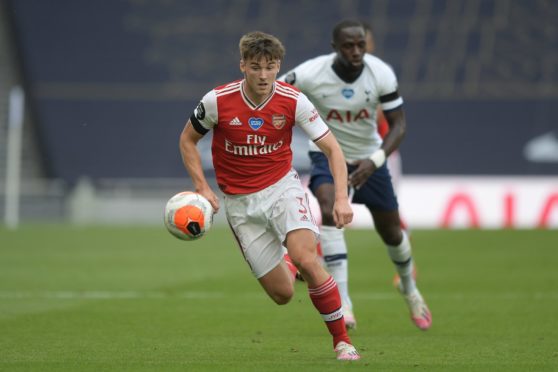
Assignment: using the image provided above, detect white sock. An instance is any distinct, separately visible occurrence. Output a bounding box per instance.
[320,225,352,310]
[386,231,416,294]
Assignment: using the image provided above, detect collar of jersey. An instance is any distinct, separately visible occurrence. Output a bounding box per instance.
[240,80,276,111]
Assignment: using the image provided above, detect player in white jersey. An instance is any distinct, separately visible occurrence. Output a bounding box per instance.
[281,19,431,331]
[363,21,404,198]
[179,31,359,360]
[363,21,414,289]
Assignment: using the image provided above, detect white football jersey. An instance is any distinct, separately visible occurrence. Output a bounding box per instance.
[281,53,403,161]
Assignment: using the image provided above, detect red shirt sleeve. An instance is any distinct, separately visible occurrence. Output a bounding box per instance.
[377,109,389,139]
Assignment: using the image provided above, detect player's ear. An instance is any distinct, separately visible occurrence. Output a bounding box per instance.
[239,59,246,73]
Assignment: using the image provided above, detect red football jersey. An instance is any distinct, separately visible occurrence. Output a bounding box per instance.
[190,80,330,194]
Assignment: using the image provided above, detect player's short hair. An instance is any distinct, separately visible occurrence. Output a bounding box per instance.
[239,31,285,61]
[332,19,365,43]
[361,20,373,34]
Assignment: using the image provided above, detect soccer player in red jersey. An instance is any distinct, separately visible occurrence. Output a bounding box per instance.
[179,31,359,361]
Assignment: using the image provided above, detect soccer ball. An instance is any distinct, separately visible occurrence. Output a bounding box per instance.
[164,191,214,241]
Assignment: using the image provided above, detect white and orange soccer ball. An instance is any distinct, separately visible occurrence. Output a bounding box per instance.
[164,191,214,241]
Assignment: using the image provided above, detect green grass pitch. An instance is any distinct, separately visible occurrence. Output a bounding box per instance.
[1,226,557,371]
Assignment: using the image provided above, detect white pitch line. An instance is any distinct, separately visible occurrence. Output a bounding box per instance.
[354,292,558,300]
[0,291,557,300]
[0,291,226,300]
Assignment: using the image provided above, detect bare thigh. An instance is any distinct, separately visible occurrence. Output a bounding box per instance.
[285,228,329,287]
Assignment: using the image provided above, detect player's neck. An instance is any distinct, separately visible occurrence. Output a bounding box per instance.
[332,61,363,84]
[242,80,275,106]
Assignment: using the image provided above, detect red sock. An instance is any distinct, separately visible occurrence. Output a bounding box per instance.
[308,276,351,348]
[283,254,297,281]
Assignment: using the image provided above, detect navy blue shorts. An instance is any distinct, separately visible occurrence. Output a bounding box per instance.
[308,151,399,212]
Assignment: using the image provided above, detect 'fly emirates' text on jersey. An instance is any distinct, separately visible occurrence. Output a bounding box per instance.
[281,53,403,162]
[190,80,330,195]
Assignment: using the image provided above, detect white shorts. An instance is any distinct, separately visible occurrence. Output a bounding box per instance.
[224,169,319,278]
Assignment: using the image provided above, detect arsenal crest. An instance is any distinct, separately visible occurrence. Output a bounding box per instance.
[272,114,286,130]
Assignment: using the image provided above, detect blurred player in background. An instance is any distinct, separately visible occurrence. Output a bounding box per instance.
[363,22,404,203]
[363,22,412,291]
[179,31,359,361]
[281,20,431,331]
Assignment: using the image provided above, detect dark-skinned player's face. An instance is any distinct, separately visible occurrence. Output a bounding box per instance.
[332,26,366,70]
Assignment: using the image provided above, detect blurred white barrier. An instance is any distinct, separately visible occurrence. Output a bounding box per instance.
[310,176,558,229]
[64,176,558,229]
[3,86,25,229]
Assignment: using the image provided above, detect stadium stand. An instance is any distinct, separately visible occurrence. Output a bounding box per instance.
[0,2,68,221]
[0,0,556,223]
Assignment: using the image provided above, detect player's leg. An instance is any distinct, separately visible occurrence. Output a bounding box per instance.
[285,229,358,360]
[224,193,295,305]
[308,151,356,329]
[276,170,358,360]
[314,184,356,328]
[284,229,326,285]
[257,260,296,305]
[354,163,431,330]
[371,209,432,331]
[371,209,415,293]
[230,223,295,304]
[385,150,413,286]
[283,252,300,280]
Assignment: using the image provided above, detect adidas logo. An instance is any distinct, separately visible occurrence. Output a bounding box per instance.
[229,117,242,126]
[300,215,309,222]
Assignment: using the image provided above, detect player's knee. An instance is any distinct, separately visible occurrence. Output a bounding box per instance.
[315,193,335,226]
[379,227,403,246]
[318,201,335,226]
[270,288,293,305]
[294,256,322,278]
[321,212,335,226]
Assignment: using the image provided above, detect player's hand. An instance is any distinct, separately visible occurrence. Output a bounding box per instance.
[348,159,376,189]
[332,198,353,228]
[197,187,220,213]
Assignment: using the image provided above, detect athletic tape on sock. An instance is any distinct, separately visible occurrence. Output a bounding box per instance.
[321,307,343,322]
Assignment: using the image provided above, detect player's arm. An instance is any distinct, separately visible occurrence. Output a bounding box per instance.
[381,106,406,157]
[179,120,220,213]
[349,106,407,189]
[296,93,352,227]
[350,61,405,188]
[314,133,353,228]
[375,61,406,159]
[349,105,406,188]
